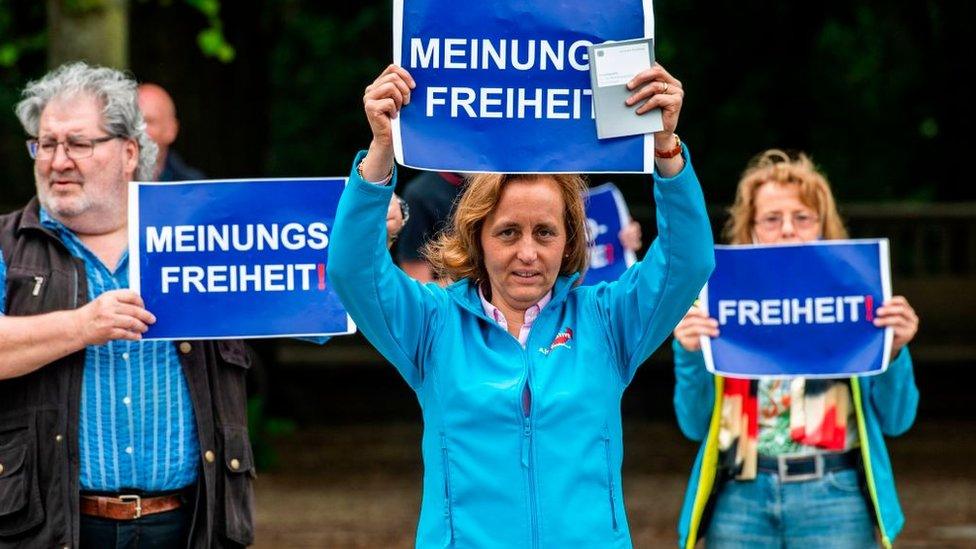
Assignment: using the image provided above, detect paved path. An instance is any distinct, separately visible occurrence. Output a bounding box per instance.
[252,420,976,548]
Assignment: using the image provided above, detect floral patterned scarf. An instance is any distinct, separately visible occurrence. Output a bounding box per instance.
[719,377,851,480]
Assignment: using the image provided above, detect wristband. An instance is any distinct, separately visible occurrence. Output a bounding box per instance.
[654,134,683,159]
[357,154,394,183]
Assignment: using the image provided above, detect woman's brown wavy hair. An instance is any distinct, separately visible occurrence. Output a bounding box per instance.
[423,173,590,286]
[724,149,848,244]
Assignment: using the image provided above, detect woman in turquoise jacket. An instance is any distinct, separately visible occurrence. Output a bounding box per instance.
[329,64,714,548]
[672,150,920,548]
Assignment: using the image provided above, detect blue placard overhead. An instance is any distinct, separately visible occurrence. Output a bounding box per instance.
[128,178,356,340]
[393,0,657,173]
[700,240,893,378]
[582,183,635,285]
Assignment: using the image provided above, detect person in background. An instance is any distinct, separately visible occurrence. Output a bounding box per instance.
[673,150,920,549]
[329,63,713,547]
[397,170,464,283]
[137,82,205,181]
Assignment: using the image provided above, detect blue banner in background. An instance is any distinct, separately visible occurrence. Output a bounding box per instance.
[700,240,892,378]
[582,183,635,285]
[393,0,656,173]
[128,178,355,340]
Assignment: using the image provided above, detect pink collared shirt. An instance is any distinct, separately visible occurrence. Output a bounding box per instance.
[479,288,552,415]
[478,288,552,347]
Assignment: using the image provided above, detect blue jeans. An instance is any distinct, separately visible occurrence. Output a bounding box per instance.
[705,469,879,548]
[79,506,191,549]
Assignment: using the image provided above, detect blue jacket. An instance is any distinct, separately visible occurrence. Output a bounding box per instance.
[673,341,919,548]
[329,150,714,548]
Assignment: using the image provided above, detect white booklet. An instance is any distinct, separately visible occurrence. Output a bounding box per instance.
[588,37,664,140]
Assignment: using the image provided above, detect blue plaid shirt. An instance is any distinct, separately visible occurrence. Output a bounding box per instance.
[0,209,198,491]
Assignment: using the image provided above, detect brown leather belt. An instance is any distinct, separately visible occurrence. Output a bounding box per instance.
[80,493,183,520]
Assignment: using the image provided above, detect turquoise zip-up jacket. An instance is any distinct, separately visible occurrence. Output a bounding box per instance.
[673,341,919,548]
[329,150,714,548]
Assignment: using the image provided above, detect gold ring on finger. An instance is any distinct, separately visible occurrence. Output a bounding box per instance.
[662,82,670,93]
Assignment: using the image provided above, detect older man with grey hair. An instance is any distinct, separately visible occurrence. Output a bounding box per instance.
[0,62,256,548]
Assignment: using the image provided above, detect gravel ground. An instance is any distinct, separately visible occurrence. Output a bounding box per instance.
[252,419,976,548]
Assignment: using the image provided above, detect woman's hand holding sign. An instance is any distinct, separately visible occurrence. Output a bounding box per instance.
[874,295,919,360]
[362,64,416,182]
[626,63,685,177]
[673,306,719,352]
[626,64,683,135]
[360,64,413,245]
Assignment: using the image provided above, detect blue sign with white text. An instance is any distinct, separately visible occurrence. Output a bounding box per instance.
[393,0,656,173]
[700,240,892,378]
[582,183,635,285]
[128,178,356,340]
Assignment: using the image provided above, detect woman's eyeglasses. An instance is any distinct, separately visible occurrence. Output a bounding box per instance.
[754,212,820,231]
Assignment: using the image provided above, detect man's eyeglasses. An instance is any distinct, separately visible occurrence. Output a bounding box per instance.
[26,135,122,160]
[754,212,820,231]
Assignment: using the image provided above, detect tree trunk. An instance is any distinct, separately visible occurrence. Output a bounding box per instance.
[47,0,129,69]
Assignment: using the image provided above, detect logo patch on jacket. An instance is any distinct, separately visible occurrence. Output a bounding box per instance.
[539,327,573,355]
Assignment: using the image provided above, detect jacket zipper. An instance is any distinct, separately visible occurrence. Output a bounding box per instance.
[440,433,455,544]
[603,429,619,532]
[522,414,539,549]
[519,348,539,549]
[467,300,548,549]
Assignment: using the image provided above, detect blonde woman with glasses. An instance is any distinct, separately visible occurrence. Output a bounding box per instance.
[673,150,920,549]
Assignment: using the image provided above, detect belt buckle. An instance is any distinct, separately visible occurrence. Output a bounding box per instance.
[777,454,824,483]
[118,494,142,519]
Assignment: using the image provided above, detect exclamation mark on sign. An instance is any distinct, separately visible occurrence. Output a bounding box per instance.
[317,264,326,290]
[865,295,874,321]
[605,243,614,264]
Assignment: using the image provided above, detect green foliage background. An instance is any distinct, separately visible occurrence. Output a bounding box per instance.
[1,1,973,210]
